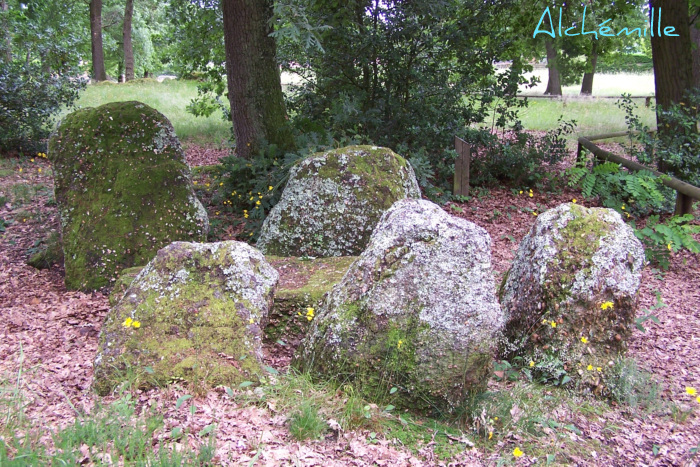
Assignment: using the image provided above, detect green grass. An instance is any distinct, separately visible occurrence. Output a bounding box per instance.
[60,73,658,150]
[517,97,656,135]
[61,79,232,147]
[0,352,216,466]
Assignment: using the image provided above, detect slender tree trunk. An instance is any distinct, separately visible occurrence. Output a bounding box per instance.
[544,39,562,96]
[123,0,134,81]
[90,0,107,81]
[221,0,294,159]
[580,41,598,95]
[1,0,11,63]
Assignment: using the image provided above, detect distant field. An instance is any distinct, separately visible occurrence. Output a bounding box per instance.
[61,78,232,148]
[63,74,658,147]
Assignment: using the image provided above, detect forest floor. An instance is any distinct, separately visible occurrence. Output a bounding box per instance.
[1,146,699,466]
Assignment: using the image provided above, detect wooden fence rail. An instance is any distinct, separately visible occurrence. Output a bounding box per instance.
[577,133,700,215]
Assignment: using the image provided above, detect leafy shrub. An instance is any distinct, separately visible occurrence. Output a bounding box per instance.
[0,62,85,155]
[468,118,576,188]
[618,91,700,187]
[632,214,700,269]
[566,161,673,216]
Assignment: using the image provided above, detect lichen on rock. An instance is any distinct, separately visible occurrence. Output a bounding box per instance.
[295,199,503,413]
[256,145,420,257]
[48,101,208,291]
[93,241,278,395]
[499,203,645,389]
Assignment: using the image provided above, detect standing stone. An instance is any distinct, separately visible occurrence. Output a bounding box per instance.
[49,101,208,291]
[93,241,278,395]
[295,199,503,412]
[256,145,421,257]
[500,203,645,388]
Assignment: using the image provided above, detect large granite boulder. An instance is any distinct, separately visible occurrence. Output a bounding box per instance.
[295,199,503,412]
[49,101,208,290]
[500,203,645,388]
[256,145,420,257]
[93,241,278,395]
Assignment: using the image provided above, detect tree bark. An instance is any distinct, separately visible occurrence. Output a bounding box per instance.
[691,18,700,88]
[580,41,598,95]
[221,0,294,159]
[544,39,562,96]
[90,0,107,81]
[1,0,11,63]
[650,1,693,112]
[123,0,134,81]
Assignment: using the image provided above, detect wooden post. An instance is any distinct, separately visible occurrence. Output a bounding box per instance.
[454,136,471,197]
[675,193,693,216]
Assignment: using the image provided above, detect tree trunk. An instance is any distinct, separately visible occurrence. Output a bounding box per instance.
[650,1,693,112]
[123,0,134,81]
[1,0,11,63]
[692,18,700,88]
[580,41,598,95]
[544,39,562,96]
[649,0,694,172]
[90,0,107,81]
[221,0,294,159]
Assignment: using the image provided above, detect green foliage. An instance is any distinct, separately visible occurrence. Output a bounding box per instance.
[468,116,575,188]
[603,358,662,411]
[0,62,85,154]
[566,161,672,216]
[288,400,327,440]
[597,53,653,74]
[632,214,700,270]
[214,131,337,239]
[618,91,700,186]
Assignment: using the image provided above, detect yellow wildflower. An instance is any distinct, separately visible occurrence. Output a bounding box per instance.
[600,301,614,310]
[398,339,403,349]
[572,199,577,203]
[667,243,672,251]
[529,361,535,367]
[519,190,523,194]
[38,168,42,173]
[621,205,625,210]
[30,158,34,162]
[306,307,315,321]
[249,318,255,324]
[193,181,197,185]
[268,186,273,191]
[596,367,602,372]
[219,182,223,186]
[580,336,588,344]
[488,431,493,440]
[550,320,557,328]
[122,317,133,327]
[696,396,700,404]
[256,200,261,206]
[587,364,593,371]
[513,447,524,458]
[686,387,697,396]
[132,321,141,329]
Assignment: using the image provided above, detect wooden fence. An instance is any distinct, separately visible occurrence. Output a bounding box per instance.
[454,131,700,215]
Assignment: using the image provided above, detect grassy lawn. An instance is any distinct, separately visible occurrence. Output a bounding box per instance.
[61,79,231,148]
[63,73,657,150]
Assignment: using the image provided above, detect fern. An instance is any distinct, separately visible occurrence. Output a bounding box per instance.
[566,162,672,216]
[634,214,700,269]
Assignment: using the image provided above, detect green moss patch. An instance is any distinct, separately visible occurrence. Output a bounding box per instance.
[93,241,277,395]
[49,101,208,291]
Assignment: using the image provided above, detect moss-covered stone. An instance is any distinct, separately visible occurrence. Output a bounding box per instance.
[26,232,63,270]
[295,199,503,413]
[256,146,421,257]
[265,256,356,345]
[48,101,208,291]
[108,266,145,307]
[93,241,277,396]
[500,203,645,390]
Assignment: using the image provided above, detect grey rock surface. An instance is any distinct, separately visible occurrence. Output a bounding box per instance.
[257,145,420,257]
[296,199,503,411]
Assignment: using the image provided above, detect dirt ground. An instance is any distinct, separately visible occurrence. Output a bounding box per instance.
[1,148,699,466]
